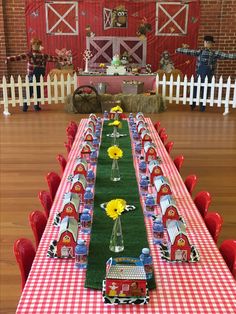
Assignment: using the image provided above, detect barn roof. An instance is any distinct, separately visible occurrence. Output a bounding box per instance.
[107,265,146,280]
[160,195,178,215]
[154,176,171,193]
[62,192,80,211]
[58,217,78,243]
[167,220,187,245]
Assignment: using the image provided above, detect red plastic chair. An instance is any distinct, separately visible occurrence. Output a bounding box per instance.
[38,190,52,218]
[66,127,76,142]
[64,141,72,155]
[46,171,61,201]
[154,121,161,132]
[173,155,184,172]
[165,141,174,154]
[194,191,212,218]
[69,121,78,133]
[29,210,47,248]
[160,133,168,144]
[219,239,236,279]
[13,238,36,291]
[158,127,166,136]
[56,154,67,174]
[204,212,223,244]
[184,174,198,196]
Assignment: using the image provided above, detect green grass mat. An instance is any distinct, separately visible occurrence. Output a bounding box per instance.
[84,121,156,290]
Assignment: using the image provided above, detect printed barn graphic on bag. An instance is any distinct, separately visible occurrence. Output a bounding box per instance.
[80,142,93,161]
[73,158,88,177]
[57,217,78,258]
[166,220,191,262]
[59,192,80,222]
[154,176,172,204]
[70,174,87,202]
[148,160,163,185]
[104,257,147,297]
[160,195,181,227]
[144,142,157,162]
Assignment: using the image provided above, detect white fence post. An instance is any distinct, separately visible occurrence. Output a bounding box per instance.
[25,75,31,107]
[10,76,16,107]
[162,74,166,99]
[155,74,160,94]
[40,75,45,105]
[210,76,215,107]
[217,76,223,108]
[46,74,52,104]
[223,76,231,115]
[176,74,181,104]
[18,75,23,108]
[169,74,173,103]
[233,79,236,109]
[2,76,10,115]
[202,76,208,109]
[182,75,187,105]
[189,75,194,105]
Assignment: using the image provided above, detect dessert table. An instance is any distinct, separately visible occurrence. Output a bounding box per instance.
[77,74,156,94]
[16,118,236,313]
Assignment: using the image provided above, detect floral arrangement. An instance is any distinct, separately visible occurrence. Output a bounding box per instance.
[107,146,123,160]
[55,48,73,68]
[108,120,120,127]
[111,105,123,113]
[106,199,126,220]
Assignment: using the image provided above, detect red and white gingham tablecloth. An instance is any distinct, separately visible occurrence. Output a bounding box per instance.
[16,118,236,313]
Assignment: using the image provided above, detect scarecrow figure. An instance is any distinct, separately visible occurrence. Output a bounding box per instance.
[176,35,236,111]
[6,37,67,112]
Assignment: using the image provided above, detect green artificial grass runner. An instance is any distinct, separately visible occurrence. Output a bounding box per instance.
[84,121,156,290]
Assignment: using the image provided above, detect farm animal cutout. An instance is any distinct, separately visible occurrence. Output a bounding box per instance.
[159,195,181,227]
[73,157,88,177]
[166,220,191,262]
[154,176,172,204]
[103,257,149,304]
[112,6,128,28]
[144,142,157,162]
[57,217,78,258]
[148,159,163,185]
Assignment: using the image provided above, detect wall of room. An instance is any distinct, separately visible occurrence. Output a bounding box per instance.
[0,0,235,79]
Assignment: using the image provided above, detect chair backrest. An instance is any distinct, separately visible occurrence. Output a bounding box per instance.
[67,134,75,147]
[69,121,78,133]
[154,121,161,132]
[160,133,168,144]
[64,141,72,155]
[13,238,36,291]
[38,190,52,218]
[173,155,184,172]
[158,127,166,136]
[29,210,47,248]
[219,239,236,279]
[66,127,76,142]
[46,171,61,201]
[56,154,67,174]
[184,174,198,196]
[165,141,174,154]
[204,212,223,243]
[194,191,212,218]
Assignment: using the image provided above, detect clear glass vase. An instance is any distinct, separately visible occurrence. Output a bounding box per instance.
[112,126,119,146]
[109,216,124,253]
[111,159,120,182]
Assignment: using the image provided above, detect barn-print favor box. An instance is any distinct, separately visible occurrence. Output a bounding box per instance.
[80,141,93,162]
[137,122,147,135]
[160,195,181,227]
[144,142,157,162]
[148,159,163,185]
[84,131,95,142]
[84,126,95,137]
[88,113,97,122]
[73,157,88,177]
[53,192,80,227]
[57,217,78,258]
[154,176,172,204]
[136,112,145,120]
[70,174,87,202]
[103,257,149,305]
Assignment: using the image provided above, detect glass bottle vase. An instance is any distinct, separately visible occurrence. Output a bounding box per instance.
[111,159,120,182]
[109,216,124,253]
[112,126,119,146]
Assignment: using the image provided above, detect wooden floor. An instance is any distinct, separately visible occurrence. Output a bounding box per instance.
[0,103,236,313]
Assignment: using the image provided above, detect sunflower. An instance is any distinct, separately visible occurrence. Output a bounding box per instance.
[106,199,126,220]
[108,120,120,127]
[107,146,123,159]
[111,105,123,113]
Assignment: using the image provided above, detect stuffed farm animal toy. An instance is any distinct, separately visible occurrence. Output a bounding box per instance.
[6,37,67,112]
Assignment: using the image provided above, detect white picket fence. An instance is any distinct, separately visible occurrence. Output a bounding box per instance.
[0,73,78,115]
[156,74,236,115]
[0,73,236,115]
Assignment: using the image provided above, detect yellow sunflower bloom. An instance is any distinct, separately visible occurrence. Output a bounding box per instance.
[106,199,126,220]
[108,120,120,127]
[107,146,123,160]
[111,105,123,113]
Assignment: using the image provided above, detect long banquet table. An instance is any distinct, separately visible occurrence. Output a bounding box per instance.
[16,118,236,313]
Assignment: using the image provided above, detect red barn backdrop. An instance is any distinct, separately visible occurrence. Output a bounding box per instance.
[25,0,200,76]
